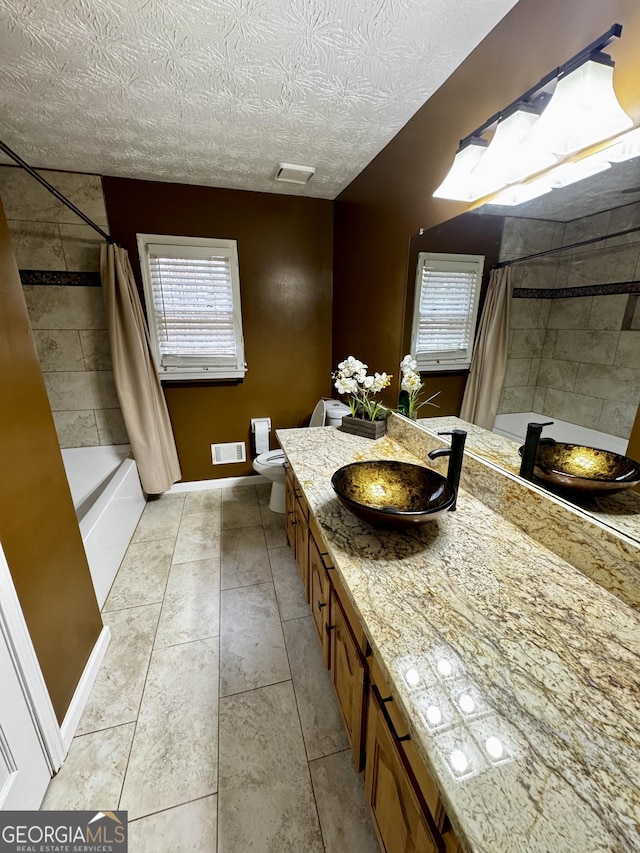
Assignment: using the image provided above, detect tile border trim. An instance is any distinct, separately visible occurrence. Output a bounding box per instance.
[514,280,640,299]
[20,270,101,287]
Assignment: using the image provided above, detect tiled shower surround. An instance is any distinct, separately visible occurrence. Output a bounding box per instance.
[0,166,127,448]
[498,202,640,440]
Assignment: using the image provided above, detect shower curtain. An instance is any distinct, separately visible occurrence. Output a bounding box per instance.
[460,265,514,429]
[100,244,181,494]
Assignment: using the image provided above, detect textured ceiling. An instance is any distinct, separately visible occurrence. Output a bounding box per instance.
[0,0,519,198]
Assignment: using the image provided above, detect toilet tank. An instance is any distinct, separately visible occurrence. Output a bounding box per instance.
[309,399,350,427]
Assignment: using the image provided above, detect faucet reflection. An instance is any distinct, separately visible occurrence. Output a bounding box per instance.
[428,429,468,511]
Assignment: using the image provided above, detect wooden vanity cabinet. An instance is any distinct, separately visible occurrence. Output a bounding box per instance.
[283,459,461,852]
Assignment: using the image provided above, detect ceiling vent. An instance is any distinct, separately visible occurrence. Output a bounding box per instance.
[275,162,316,184]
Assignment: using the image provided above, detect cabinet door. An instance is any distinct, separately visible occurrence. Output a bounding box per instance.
[365,688,440,853]
[284,464,295,549]
[294,498,309,600]
[308,535,331,665]
[330,591,367,769]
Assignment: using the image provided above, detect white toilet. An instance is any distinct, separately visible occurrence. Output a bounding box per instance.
[253,398,350,513]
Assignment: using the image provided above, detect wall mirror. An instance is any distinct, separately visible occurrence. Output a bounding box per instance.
[409,154,640,545]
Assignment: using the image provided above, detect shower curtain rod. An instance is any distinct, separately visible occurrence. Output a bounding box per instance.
[0,139,115,245]
[494,223,640,268]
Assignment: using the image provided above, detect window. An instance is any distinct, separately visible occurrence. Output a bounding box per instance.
[137,234,246,381]
[410,252,484,371]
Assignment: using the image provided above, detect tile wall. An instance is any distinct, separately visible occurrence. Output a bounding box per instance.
[498,202,640,439]
[0,166,127,448]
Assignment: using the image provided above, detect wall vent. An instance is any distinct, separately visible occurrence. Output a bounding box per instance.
[211,441,246,465]
[275,162,316,184]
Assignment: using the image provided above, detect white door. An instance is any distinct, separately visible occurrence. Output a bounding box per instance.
[0,625,52,809]
[0,541,57,810]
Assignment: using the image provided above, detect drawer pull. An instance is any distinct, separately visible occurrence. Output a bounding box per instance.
[319,553,334,571]
[374,685,410,743]
[317,600,326,611]
[325,623,335,634]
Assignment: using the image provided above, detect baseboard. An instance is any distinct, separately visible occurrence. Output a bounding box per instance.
[60,626,111,751]
[167,473,269,494]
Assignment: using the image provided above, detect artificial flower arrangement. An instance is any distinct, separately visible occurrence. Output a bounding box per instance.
[398,354,440,419]
[333,356,392,421]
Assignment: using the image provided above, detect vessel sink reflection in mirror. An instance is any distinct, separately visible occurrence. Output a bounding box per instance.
[331,460,456,527]
[518,442,640,497]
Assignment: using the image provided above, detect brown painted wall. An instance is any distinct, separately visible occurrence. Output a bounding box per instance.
[334,0,640,440]
[0,198,102,723]
[102,178,333,481]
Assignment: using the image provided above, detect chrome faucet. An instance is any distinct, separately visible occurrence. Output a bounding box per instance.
[519,421,555,481]
[427,429,467,511]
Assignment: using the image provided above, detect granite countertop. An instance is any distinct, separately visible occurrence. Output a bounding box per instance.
[277,424,640,853]
[419,415,640,544]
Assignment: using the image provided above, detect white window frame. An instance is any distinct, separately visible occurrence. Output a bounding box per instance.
[137,233,247,381]
[410,252,484,372]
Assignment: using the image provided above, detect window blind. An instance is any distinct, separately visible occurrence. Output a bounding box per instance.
[138,235,246,381]
[148,253,237,365]
[412,253,484,370]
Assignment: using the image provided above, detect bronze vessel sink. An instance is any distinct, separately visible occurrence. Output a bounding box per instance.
[518,442,640,497]
[331,460,455,527]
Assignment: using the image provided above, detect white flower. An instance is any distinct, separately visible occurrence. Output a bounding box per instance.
[401,371,422,393]
[338,356,366,378]
[335,376,358,395]
[370,372,391,393]
[400,354,418,374]
[362,374,375,389]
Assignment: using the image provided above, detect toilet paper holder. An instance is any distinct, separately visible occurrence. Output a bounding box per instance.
[251,417,271,455]
[251,417,271,433]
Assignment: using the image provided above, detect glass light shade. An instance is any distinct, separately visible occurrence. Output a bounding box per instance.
[432,139,488,201]
[601,126,640,162]
[536,156,610,189]
[485,181,552,206]
[468,108,543,198]
[516,59,632,159]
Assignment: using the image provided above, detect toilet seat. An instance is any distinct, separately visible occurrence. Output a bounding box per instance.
[257,450,285,466]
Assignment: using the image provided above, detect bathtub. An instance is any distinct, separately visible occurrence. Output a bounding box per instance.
[62,445,146,609]
[493,412,628,456]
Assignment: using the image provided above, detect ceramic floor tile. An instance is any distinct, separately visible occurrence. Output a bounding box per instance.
[132,495,185,544]
[120,638,219,820]
[183,489,222,515]
[220,583,290,697]
[128,795,217,853]
[309,750,379,853]
[260,505,287,548]
[102,540,174,611]
[256,482,272,505]
[221,486,262,530]
[77,604,161,735]
[154,559,221,649]
[269,546,309,621]
[173,511,221,564]
[220,525,272,590]
[41,724,134,811]
[283,616,349,760]
[218,681,324,853]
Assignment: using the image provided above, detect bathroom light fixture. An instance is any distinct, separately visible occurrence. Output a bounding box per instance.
[434,24,633,204]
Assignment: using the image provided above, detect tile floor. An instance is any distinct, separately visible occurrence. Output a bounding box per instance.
[41,481,379,852]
